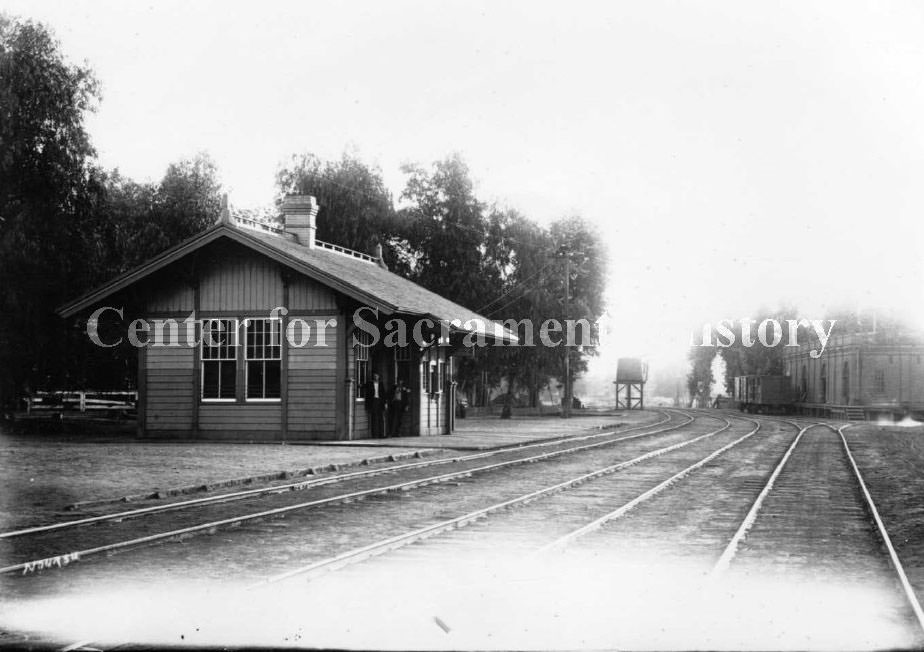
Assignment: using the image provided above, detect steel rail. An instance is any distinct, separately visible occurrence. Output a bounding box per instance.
[535,415,763,554]
[838,425,924,635]
[1,411,711,576]
[686,407,830,433]
[0,411,682,540]
[710,422,816,574]
[252,414,737,587]
[702,404,846,429]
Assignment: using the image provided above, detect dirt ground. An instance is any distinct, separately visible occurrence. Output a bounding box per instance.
[0,411,651,530]
[843,422,924,598]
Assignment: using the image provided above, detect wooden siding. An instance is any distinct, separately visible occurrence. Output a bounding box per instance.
[199,403,281,433]
[288,275,338,311]
[139,243,336,315]
[418,346,450,436]
[131,241,461,439]
[136,241,348,440]
[145,345,195,431]
[199,251,284,312]
[287,316,338,438]
[353,402,369,435]
[146,282,194,313]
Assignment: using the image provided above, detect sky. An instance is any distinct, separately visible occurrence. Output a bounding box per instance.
[9,0,924,379]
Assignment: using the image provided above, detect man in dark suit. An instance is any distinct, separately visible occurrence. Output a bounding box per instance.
[388,378,410,437]
[364,372,385,438]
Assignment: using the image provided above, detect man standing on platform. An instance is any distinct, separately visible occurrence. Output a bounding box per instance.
[389,378,410,437]
[364,372,385,438]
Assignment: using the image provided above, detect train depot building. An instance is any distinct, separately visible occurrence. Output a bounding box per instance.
[784,331,924,420]
[58,195,514,440]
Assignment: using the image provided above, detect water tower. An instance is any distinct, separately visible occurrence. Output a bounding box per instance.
[614,357,647,410]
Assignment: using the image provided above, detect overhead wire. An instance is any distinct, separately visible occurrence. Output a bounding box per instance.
[475,259,556,315]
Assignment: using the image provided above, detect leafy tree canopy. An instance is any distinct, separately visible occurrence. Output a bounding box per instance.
[0,15,609,412]
[276,151,402,270]
[0,16,100,402]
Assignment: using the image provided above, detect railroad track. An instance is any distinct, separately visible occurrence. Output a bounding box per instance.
[710,422,924,635]
[250,413,923,640]
[532,417,924,642]
[2,410,679,540]
[27,410,922,649]
[246,412,761,586]
[1,409,712,577]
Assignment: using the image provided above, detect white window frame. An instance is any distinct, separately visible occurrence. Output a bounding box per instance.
[427,359,438,395]
[201,318,239,402]
[354,330,372,399]
[435,359,445,394]
[244,317,283,402]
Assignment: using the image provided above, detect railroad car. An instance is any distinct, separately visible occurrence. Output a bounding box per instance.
[734,375,794,414]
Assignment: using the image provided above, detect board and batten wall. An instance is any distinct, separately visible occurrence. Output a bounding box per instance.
[287,318,338,438]
[142,344,195,432]
[418,346,450,436]
[139,246,343,439]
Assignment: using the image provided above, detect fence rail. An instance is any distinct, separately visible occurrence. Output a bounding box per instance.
[23,391,137,417]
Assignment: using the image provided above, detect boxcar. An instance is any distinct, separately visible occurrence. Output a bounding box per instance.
[734,375,794,414]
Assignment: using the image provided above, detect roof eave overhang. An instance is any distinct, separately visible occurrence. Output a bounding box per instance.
[390,309,519,345]
[57,225,397,319]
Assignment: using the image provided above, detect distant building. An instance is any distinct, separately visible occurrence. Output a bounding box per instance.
[783,330,924,420]
[58,195,514,440]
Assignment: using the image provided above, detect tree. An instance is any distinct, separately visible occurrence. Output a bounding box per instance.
[718,305,801,395]
[85,169,158,277]
[466,211,607,410]
[67,157,223,390]
[0,16,98,224]
[157,154,222,237]
[469,206,557,408]
[276,151,401,269]
[0,16,100,404]
[77,156,222,277]
[548,215,607,388]
[687,344,715,407]
[398,153,498,309]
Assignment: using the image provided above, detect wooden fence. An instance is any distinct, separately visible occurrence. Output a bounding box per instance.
[24,391,137,418]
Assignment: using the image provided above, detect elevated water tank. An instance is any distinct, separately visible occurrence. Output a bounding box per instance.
[616,358,646,383]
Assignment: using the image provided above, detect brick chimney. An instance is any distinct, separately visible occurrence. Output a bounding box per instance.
[218,193,231,224]
[281,195,319,247]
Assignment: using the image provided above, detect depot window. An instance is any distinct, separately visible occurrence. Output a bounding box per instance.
[245,318,282,400]
[201,319,238,401]
[355,330,372,398]
[395,344,411,385]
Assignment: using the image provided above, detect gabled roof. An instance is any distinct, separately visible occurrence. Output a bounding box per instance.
[57,222,516,342]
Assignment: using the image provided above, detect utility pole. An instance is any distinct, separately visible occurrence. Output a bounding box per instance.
[561,252,572,419]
